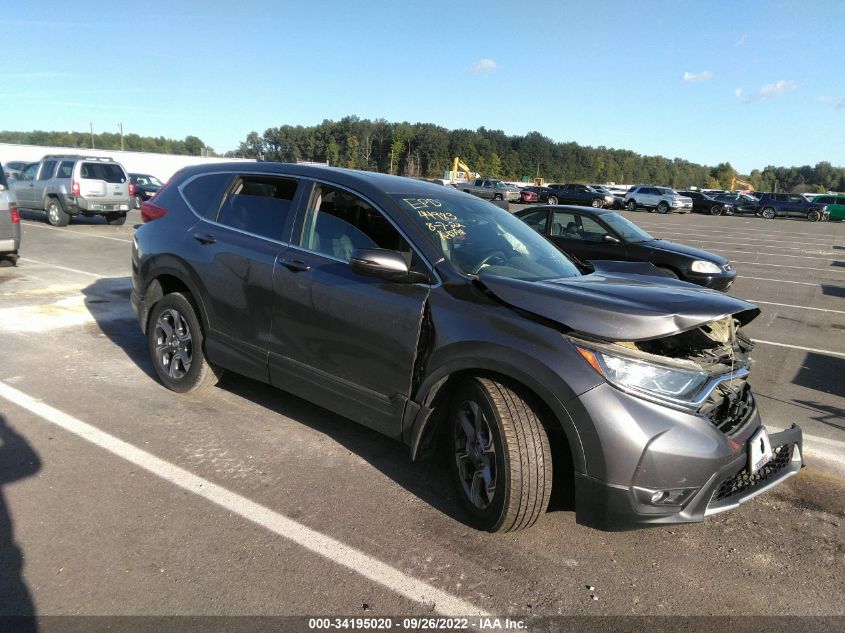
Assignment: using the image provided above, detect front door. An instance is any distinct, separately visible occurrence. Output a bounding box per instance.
[270,181,430,437]
[12,163,38,207]
[548,210,626,263]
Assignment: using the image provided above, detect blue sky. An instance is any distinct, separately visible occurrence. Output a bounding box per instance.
[3,0,843,173]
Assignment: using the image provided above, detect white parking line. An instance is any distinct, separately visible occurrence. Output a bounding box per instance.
[711,249,836,261]
[654,234,840,254]
[19,257,113,279]
[627,221,844,243]
[738,276,827,287]
[733,261,845,273]
[747,300,845,315]
[753,340,845,359]
[0,381,489,618]
[635,228,842,248]
[22,220,133,243]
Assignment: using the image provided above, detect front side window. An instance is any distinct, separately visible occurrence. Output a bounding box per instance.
[20,164,37,181]
[301,184,413,264]
[394,194,580,281]
[217,175,298,240]
[602,212,653,243]
[519,210,548,234]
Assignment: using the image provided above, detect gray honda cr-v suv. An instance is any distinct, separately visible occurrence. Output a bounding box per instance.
[131,163,803,532]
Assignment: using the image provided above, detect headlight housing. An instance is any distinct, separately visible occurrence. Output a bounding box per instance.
[576,346,709,408]
[691,260,722,274]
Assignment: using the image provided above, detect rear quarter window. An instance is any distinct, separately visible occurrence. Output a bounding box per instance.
[181,173,235,220]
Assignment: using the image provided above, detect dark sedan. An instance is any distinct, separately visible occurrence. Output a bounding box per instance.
[714,193,760,216]
[129,173,164,209]
[515,205,736,291]
[677,190,733,216]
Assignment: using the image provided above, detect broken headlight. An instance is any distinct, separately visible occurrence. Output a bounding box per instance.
[577,346,708,407]
[691,260,722,274]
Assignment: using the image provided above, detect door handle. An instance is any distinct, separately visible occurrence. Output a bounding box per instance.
[279,258,311,272]
[192,232,217,245]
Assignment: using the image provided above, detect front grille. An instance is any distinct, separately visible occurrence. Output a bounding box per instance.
[701,382,754,435]
[711,444,793,503]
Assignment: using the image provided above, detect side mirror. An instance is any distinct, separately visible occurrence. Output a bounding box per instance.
[349,248,412,282]
[602,234,621,244]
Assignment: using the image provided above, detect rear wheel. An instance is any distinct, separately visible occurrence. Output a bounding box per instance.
[449,377,553,532]
[134,194,143,209]
[105,213,126,225]
[591,198,603,208]
[547,196,558,205]
[710,204,723,216]
[761,207,776,220]
[494,194,503,201]
[807,210,821,222]
[45,198,70,226]
[148,292,222,394]
[657,201,670,214]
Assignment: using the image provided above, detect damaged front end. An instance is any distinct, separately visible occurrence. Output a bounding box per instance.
[572,315,757,435]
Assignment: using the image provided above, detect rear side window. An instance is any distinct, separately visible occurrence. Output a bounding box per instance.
[217,175,299,241]
[57,161,74,178]
[38,161,57,180]
[182,172,234,220]
[80,162,127,183]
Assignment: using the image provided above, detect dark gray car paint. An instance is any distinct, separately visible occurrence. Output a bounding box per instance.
[131,162,801,530]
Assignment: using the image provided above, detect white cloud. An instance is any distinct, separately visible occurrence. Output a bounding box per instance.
[735,87,743,97]
[735,34,748,46]
[470,58,497,74]
[682,70,715,82]
[747,79,798,101]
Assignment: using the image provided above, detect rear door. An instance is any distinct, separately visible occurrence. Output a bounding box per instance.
[77,161,131,210]
[185,172,302,382]
[270,180,431,437]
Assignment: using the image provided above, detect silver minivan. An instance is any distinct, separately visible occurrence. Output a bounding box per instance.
[13,155,131,226]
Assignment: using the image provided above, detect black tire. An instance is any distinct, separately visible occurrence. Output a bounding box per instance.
[547,196,558,205]
[658,266,680,279]
[147,292,222,394]
[134,194,143,209]
[807,210,821,222]
[494,194,503,201]
[45,197,70,226]
[761,207,776,220]
[710,204,723,216]
[449,377,552,532]
[657,201,669,214]
[591,198,603,208]
[105,213,127,225]
[626,199,637,211]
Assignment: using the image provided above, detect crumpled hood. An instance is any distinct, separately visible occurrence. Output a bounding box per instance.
[478,270,759,341]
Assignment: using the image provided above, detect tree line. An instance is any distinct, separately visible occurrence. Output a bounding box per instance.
[0,130,212,156]
[227,115,844,193]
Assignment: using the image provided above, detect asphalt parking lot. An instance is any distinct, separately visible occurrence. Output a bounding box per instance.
[0,207,843,627]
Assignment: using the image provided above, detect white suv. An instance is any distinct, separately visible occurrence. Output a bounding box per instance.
[625,186,693,214]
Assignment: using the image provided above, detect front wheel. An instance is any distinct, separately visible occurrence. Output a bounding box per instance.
[710,204,723,216]
[547,196,558,205]
[46,198,70,226]
[657,201,669,214]
[626,199,637,211]
[807,210,821,222]
[449,377,552,532]
[761,207,776,220]
[591,198,603,208]
[148,292,222,394]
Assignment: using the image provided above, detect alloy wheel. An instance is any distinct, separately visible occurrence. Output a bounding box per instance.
[154,308,193,379]
[453,400,497,510]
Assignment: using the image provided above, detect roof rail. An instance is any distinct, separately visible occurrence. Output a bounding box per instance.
[42,154,115,162]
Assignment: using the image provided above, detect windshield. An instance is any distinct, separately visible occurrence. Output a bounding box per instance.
[601,212,654,243]
[393,194,581,281]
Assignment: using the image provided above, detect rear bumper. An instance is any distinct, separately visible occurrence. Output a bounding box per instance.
[65,195,131,214]
[0,225,20,254]
[574,425,803,531]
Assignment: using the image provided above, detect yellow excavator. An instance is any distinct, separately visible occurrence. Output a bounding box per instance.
[450,157,473,184]
[730,177,755,192]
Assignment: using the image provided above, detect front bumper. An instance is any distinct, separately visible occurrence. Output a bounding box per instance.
[574,425,803,531]
[685,267,737,291]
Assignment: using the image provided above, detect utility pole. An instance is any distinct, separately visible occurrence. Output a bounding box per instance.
[90,122,95,149]
[118,122,124,151]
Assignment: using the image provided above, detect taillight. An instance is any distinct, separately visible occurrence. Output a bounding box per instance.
[9,203,20,224]
[129,183,136,196]
[72,180,81,196]
[141,201,167,222]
